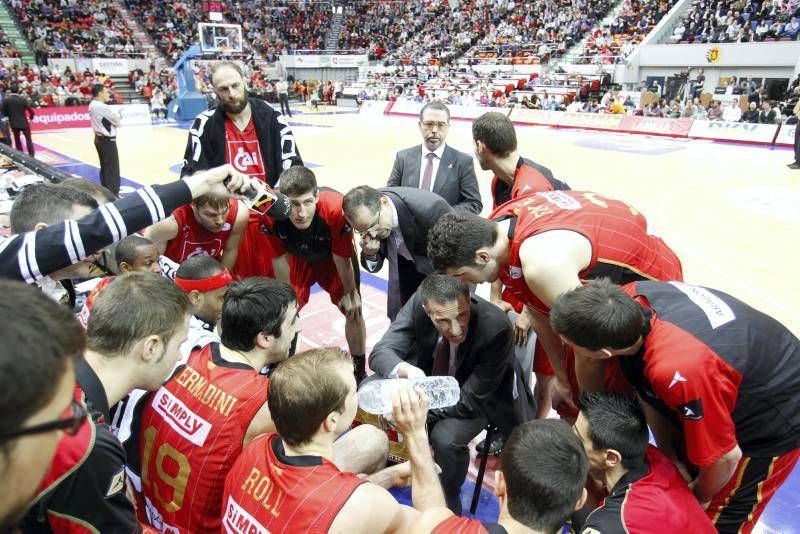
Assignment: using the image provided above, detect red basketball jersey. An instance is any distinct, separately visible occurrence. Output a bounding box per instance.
[163,199,239,263]
[492,191,683,315]
[432,516,494,533]
[222,433,365,534]
[138,343,268,533]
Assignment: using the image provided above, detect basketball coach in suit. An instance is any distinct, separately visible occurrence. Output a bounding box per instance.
[367,274,536,513]
[387,102,482,214]
[343,186,452,320]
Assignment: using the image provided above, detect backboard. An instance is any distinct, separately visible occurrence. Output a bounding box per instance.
[198,23,243,54]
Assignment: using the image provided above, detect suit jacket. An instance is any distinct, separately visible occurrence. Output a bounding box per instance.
[387,144,482,214]
[360,187,453,319]
[369,291,536,433]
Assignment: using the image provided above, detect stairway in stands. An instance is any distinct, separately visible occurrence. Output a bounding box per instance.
[0,1,34,64]
[325,9,344,51]
[110,0,163,63]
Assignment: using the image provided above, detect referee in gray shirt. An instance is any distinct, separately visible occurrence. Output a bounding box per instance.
[89,83,121,195]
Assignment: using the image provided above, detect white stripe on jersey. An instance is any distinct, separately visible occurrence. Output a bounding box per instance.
[136,187,158,222]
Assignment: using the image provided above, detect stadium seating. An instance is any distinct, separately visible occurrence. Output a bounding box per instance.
[669,0,800,43]
[12,0,141,57]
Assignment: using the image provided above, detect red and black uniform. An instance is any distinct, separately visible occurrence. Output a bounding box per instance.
[432,516,509,533]
[261,189,358,308]
[76,276,114,328]
[490,156,569,210]
[222,433,365,533]
[163,199,239,263]
[21,360,142,533]
[618,281,800,534]
[492,191,683,405]
[492,157,569,377]
[581,446,715,534]
[130,343,268,533]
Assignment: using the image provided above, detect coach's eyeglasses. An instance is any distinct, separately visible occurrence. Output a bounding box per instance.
[353,205,383,237]
[0,401,87,441]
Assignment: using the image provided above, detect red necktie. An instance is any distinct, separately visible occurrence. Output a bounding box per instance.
[420,152,435,191]
[431,337,451,376]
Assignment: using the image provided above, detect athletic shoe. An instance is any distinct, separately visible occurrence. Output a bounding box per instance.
[788,162,800,169]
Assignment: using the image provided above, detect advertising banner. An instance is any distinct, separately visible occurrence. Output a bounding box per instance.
[508,108,562,126]
[618,116,693,137]
[91,57,129,76]
[774,122,796,147]
[110,104,152,126]
[557,112,624,130]
[30,106,91,131]
[688,120,778,144]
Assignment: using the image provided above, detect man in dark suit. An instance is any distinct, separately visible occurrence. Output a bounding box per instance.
[368,274,536,513]
[386,102,482,214]
[1,85,35,156]
[343,185,452,320]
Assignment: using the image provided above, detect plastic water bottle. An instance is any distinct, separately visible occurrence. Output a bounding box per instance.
[224,177,291,218]
[358,376,460,415]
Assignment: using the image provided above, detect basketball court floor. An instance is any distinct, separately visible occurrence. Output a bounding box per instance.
[29,105,800,532]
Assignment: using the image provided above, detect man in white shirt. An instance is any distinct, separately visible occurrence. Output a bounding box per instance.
[88,83,121,195]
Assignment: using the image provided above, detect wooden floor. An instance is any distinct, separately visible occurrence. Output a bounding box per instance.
[32,105,800,335]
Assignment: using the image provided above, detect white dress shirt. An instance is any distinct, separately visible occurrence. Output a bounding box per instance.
[419,144,446,191]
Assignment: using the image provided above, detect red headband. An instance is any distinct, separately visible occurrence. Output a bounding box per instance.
[174,268,233,293]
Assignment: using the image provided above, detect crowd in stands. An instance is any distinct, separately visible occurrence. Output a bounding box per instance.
[669,0,800,43]
[10,0,144,58]
[226,0,331,56]
[125,0,205,61]
[0,63,119,107]
[582,0,681,63]
[0,29,22,58]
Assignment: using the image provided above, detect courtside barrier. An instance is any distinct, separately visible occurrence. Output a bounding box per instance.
[618,116,693,138]
[774,122,796,148]
[687,120,779,145]
[110,104,152,126]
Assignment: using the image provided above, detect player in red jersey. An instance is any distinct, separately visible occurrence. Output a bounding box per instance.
[0,283,85,531]
[473,111,570,421]
[472,112,568,211]
[22,273,191,533]
[262,167,367,382]
[145,194,249,269]
[413,419,588,534]
[77,235,162,328]
[574,392,715,534]
[426,192,683,416]
[223,347,445,533]
[552,280,800,534]
[130,278,299,533]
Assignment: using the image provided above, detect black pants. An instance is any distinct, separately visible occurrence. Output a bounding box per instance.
[794,121,800,163]
[94,135,120,196]
[279,93,291,116]
[429,415,487,515]
[12,127,34,156]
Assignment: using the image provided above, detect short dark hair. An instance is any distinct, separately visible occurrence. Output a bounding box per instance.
[502,420,587,531]
[579,392,648,470]
[342,185,381,220]
[10,183,98,233]
[549,278,644,351]
[87,272,190,357]
[91,83,105,97]
[427,212,496,271]
[419,274,469,307]
[268,348,351,446]
[62,177,117,203]
[472,112,517,157]
[220,277,296,351]
[279,166,317,198]
[176,255,224,280]
[419,101,450,122]
[209,60,244,85]
[115,235,155,269]
[0,281,85,452]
